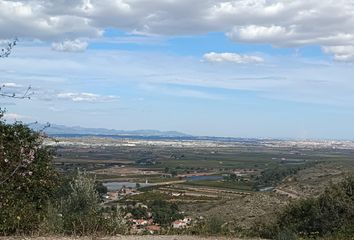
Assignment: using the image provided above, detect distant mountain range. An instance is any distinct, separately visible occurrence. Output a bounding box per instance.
[31,123,189,137]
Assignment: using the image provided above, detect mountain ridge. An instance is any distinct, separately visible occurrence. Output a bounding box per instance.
[31,123,189,137]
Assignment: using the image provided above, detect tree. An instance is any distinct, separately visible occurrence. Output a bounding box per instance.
[61,171,101,234]
[257,176,354,239]
[149,199,183,226]
[61,171,127,235]
[95,181,108,198]
[0,39,127,236]
[0,39,58,234]
[0,114,59,234]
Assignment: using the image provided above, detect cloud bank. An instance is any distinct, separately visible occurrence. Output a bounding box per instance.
[57,92,119,102]
[1,0,354,59]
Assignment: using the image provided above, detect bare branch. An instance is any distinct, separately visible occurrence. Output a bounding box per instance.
[0,39,34,100]
[0,85,33,99]
[0,38,18,58]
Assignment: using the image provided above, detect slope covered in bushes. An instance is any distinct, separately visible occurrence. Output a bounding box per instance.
[256,175,354,239]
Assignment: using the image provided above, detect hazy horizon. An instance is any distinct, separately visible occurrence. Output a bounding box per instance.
[14,121,353,141]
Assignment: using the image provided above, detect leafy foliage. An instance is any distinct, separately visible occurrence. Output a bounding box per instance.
[187,216,226,236]
[0,115,59,235]
[61,171,101,234]
[127,205,149,219]
[254,163,315,188]
[256,176,354,238]
[54,171,128,235]
[0,41,127,236]
[149,199,183,226]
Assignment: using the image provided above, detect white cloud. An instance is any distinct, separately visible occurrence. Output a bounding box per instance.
[227,25,290,43]
[322,46,354,62]
[0,0,101,40]
[3,45,354,109]
[0,0,353,59]
[1,82,23,88]
[0,0,354,59]
[0,82,31,98]
[203,52,263,64]
[57,92,118,102]
[52,39,88,52]
[3,112,29,120]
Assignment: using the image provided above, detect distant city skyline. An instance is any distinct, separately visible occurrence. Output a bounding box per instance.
[1,1,354,139]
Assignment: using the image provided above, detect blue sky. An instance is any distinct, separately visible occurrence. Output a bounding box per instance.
[1,0,354,139]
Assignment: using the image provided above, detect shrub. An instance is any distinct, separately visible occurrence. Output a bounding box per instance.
[187,216,225,236]
[60,171,127,235]
[256,175,354,239]
[0,116,59,235]
[61,171,101,235]
[149,199,183,226]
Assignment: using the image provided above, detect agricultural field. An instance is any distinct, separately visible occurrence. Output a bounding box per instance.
[50,136,354,230]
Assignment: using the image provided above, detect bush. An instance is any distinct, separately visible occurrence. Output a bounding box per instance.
[0,117,59,235]
[38,202,64,235]
[60,171,128,235]
[60,171,101,235]
[0,44,127,236]
[0,117,127,236]
[275,228,297,240]
[256,176,354,239]
[149,199,183,226]
[187,216,225,236]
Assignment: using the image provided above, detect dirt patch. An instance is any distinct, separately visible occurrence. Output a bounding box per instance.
[0,236,259,240]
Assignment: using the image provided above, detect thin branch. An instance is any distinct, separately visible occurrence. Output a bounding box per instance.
[0,86,33,99]
[0,162,22,185]
[0,38,18,58]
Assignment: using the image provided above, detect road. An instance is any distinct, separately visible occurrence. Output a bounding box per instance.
[1,235,262,240]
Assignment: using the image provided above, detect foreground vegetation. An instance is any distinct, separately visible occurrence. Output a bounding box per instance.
[253,175,354,239]
[0,117,127,236]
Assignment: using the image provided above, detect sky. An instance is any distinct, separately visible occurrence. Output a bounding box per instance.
[1,0,354,139]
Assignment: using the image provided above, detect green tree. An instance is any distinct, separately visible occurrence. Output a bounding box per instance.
[258,175,354,238]
[60,171,127,235]
[95,181,108,198]
[0,114,59,234]
[61,171,101,234]
[149,199,183,226]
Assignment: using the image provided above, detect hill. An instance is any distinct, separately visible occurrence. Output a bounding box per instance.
[31,123,189,137]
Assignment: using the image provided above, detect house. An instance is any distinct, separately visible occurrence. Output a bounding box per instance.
[172,220,187,229]
[105,191,118,200]
[172,217,192,229]
[132,219,148,227]
[146,225,161,234]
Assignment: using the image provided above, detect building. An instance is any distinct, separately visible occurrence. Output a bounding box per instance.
[172,217,192,229]
[146,225,161,234]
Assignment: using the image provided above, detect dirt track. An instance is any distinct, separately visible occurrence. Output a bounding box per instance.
[1,236,261,240]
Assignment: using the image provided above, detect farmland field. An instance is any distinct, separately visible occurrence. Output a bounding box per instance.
[50,136,354,230]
